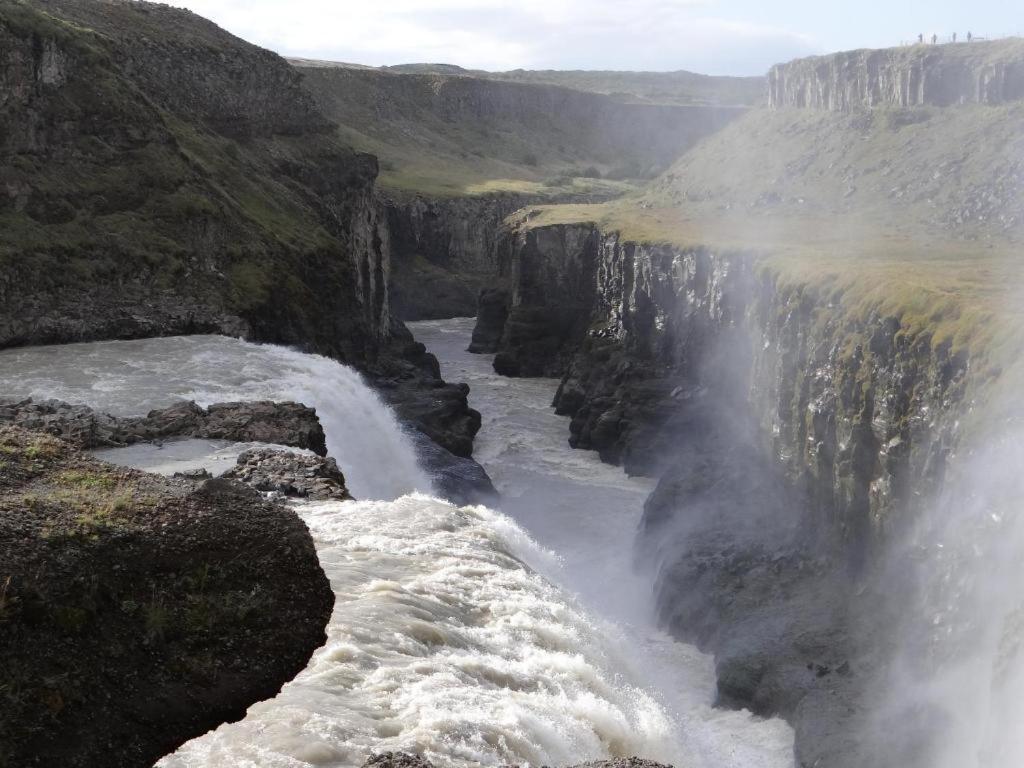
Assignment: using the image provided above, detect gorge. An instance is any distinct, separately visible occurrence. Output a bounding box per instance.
[1,1,1023,767]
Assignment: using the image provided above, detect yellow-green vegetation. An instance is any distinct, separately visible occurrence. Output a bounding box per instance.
[0,0,375,335]
[294,59,765,107]
[299,66,736,198]
[509,93,1024,383]
[327,93,643,198]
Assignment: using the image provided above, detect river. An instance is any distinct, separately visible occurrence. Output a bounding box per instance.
[0,321,793,767]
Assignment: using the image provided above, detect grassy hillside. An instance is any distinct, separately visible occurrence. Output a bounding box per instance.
[0,0,387,361]
[513,99,1024,374]
[294,65,745,197]
[291,59,765,107]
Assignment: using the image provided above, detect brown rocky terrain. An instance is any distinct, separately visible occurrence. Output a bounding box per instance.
[0,426,334,768]
[0,398,328,454]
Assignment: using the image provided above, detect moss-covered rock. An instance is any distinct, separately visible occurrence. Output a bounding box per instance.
[0,426,333,767]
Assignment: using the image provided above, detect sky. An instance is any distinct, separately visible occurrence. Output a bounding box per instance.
[174,0,1022,76]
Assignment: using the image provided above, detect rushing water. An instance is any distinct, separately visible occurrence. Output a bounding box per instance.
[0,335,428,499]
[0,326,794,767]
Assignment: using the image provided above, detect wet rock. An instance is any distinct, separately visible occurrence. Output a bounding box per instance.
[372,328,483,458]
[406,430,498,506]
[360,754,673,768]
[363,753,434,768]
[0,398,327,456]
[468,288,510,353]
[221,447,353,502]
[0,426,333,768]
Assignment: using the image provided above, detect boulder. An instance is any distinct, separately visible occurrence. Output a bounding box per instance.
[221,447,353,502]
[0,426,333,768]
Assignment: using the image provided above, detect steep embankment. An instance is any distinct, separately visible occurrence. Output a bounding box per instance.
[1,0,383,358]
[474,40,1024,767]
[295,60,765,107]
[295,64,747,318]
[0,426,334,768]
[768,38,1024,109]
[296,65,747,194]
[0,0,479,456]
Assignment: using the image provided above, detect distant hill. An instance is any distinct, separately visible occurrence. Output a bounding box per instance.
[288,59,764,107]
[515,40,1024,361]
[293,65,747,197]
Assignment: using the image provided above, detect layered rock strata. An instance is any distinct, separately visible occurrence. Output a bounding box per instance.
[768,39,1024,110]
[475,222,969,765]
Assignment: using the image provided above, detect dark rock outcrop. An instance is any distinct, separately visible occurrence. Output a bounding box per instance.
[468,288,510,353]
[768,39,1024,110]
[373,330,482,458]
[482,224,601,377]
[0,426,333,768]
[0,398,327,455]
[384,193,541,320]
[360,753,671,768]
[221,447,352,501]
[405,430,497,506]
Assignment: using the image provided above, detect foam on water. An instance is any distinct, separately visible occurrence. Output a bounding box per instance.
[161,494,685,768]
[0,335,428,499]
[0,328,795,767]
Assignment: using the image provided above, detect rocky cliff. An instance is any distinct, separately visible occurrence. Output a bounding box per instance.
[768,38,1024,110]
[475,220,974,766]
[0,426,334,768]
[0,0,480,457]
[384,192,541,319]
[298,63,747,321]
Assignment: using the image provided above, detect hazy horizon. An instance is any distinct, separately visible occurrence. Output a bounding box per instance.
[171,0,1021,76]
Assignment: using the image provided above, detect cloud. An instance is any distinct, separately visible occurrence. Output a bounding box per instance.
[172,0,819,75]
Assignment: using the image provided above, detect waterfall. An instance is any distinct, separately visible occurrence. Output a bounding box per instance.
[0,331,795,768]
[160,494,684,768]
[0,335,429,500]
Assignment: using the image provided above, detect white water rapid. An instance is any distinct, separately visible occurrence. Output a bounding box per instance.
[0,326,794,767]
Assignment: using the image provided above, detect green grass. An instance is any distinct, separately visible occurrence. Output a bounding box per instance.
[293,59,765,107]
[299,66,737,197]
[509,92,1024,380]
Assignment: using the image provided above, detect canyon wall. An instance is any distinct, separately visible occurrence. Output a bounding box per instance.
[0,0,387,361]
[299,65,746,179]
[0,0,480,457]
[384,192,542,319]
[768,39,1024,110]
[475,221,971,766]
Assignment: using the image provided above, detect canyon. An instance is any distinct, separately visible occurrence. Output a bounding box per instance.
[1,1,1023,766]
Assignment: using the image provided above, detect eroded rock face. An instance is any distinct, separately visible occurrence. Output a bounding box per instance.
[0,399,327,456]
[477,221,969,765]
[482,224,601,377]
[221,447,352,502]
[385,193,542,320]
[0,426,334,768]
[768,39,1024,110]
[360,753,672,768]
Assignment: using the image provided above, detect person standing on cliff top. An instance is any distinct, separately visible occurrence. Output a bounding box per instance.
[932,33,938,44]
[918,33,924,43]
[953,32,957,42]
[968,31,973,42]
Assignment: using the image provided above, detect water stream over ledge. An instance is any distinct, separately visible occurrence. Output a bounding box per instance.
[0,323,793,767]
